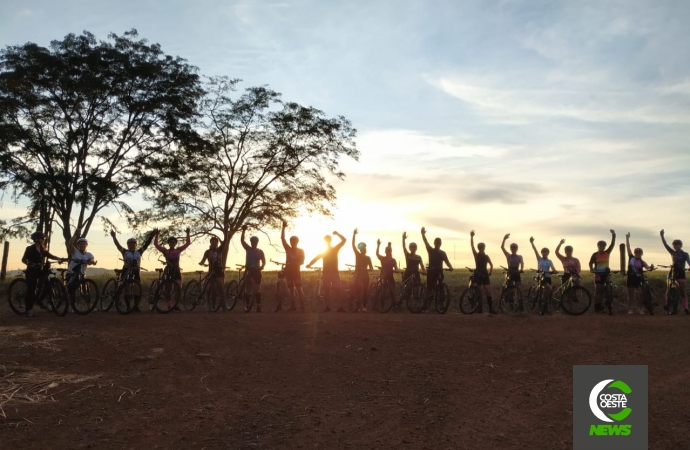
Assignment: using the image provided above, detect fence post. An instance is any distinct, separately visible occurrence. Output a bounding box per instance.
[1,241,9,281]
[619,243,626,276]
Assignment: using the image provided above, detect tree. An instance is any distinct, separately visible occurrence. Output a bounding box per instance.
[0,30,203,251]
[132,77,359,264]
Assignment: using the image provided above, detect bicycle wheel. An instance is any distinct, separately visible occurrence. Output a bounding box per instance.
[154,280,180,313]
[274,281,288,312]
[500,286,523,315]
[667,286,679,315]
[346,284,359,312]
[148,279,159,311]
[48,278,69,317]
[8,278,28,315]
[116,280,142,315]
[71,279,99,315]
[605,283,614,315]
[560,286,592,316]
[459,285,481,314]
[524,286,538,311]
[405,282,424,314]
[225,280,239,311]
[435,282,451,314]
[642,284,654,315]
[376,283,396,313]
[184,280,201,311]
[100,278,118,312]
[537,289,547,316]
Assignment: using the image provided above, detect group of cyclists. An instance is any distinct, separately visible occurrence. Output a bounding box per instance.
[16,223,690,317]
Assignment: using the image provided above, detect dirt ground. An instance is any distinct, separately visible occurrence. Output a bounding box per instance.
[1,309,689,450]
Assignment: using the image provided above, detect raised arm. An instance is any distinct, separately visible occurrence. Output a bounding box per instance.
[555,239,565,260]
[306,253,323,268]
[660,229,674,254]
[625,233,633,259]
[605,229,616,254]
[421,227,432,251]
[67,227,81,254]
[352,229,360,255]
[153,232,166,253]
[281,221,290,251]
[110,231,124,253]
[333,231,346,250]
[402,232,410,257]
[240,226,249,250]
[470,230,477,256]
[177,228,192,252]
[501,233,510,257]
[139,230,156,253]
[529,236,539,261]
[376,239,383,259]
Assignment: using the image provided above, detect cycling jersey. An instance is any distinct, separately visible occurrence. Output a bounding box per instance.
[154,234,191,266]
[628,256,649,276]
[321,241,346,274]
[354,252,372,277]
[284,247,305,270]
[21,245,61,270]
[427,248,448,270]
[557,254,581,274]
[662,241,690,276]
[474,253,490,275]
[405,253,423,272]
[244,247,265,269]
[204,248,225,277]
[378,254,396,280]
[68,250,94,274]
[589,251,611,272]
[505,253,523,271]
[537,257,553,278]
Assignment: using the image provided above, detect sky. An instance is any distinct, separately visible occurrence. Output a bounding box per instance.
[1,0,690,273]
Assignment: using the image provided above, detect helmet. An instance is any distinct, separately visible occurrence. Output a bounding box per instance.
[541,247,549,254]
[209,236,219,242]
[76,237,88,244]
[357,242,367,251]
[509,243,518,249]
[672,239,683,247]
[597,240,606,246]
[290,235,299,244]
[564,245,573,252]
[30,231,45,240]
[634,247,643,254]
[409,242,417,249]
[167,236,178,243]
[126,238,137,244]
[250,236,259,242]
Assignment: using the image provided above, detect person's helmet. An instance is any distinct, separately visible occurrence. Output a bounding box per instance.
[210,236,219,243]
[127,238,137,244]
[357,242,366,251]
[30,231,45,240]
[433,237,442,246]
[477,242,486,249]
[541,247,549,254]
[250,236,259,243]
[409,242,417,250]
[597,240,606,246]
[290,236,299,244]
[672,239,683,247]
[564,245,573,252]
[167,236,178,243]
[510,243,518,249]
[76,237,88,244]
[634,247,643,254]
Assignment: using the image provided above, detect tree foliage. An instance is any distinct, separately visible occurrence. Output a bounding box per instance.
[132,77,359,263]
[0,30,203,249]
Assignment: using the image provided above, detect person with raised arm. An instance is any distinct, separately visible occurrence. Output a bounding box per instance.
[529,236,557,309]
[199,234,229,311]
[421,227,453,313]
[111,229,156,312]
[625,232,652,315]
[306,230,347,312]
[280,220,305,312]
[470,230,494,314]
[660,229,690,315]
[154,227,192,312]
[351,229,373,312]
[240,225,266,312]
[376,239,398,292]
[588,230,616,313]
[501,233,524,287]
[555,239,581,285]
[21,231,67,317]
[402,232,425,283]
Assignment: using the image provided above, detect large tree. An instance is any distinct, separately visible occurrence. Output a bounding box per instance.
[132,77,359,264]
[0,30,203,250]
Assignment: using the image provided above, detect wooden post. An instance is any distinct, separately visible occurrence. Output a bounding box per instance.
[1,241,9,281]
[620,243,626,276]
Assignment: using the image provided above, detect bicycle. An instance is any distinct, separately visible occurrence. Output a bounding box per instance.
[64,258,100,315]
[548,271,592,316]
[399,269,427,314]
[498,266,523,315]
[270,260,289,312]
[306,267,325,313]
[100,260,147,315]
[151,261,182,313]
[589,270,619,315]
[147,259,167,311]
[225,265,247,312]
[368,268,398,313]
[183,265,225,312]
[422,267,451,314]
[658,265,688,315]
[459,268,483,314]
[628,267,656,315]
[8,261,69,317]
